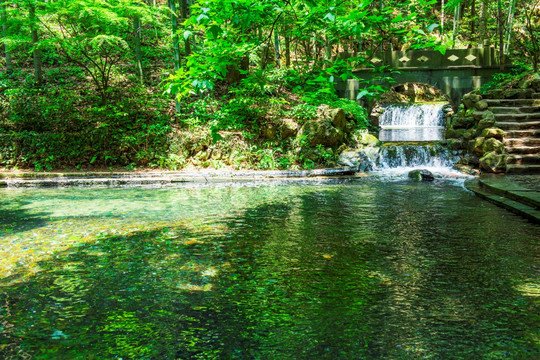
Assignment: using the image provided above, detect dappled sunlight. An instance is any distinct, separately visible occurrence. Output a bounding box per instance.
[0,182,538,358]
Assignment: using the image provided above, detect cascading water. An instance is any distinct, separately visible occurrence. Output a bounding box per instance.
[361,102,466,178]
[379,103,446,142]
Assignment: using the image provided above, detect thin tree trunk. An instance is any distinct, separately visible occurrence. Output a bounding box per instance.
[452,4,460,48]
[168,0,180,112]
[2,1,12,74]
[497,0,505,70]
[285,32,290,67]
[479,0,488,46]
[273,28,280,67]
[503,0,516,54]
[441,0,444,34]
[471,0,476,39]
[134,15,143,84]
[29,1,42,86]
[180,0,191,56]
[169,0,180,72]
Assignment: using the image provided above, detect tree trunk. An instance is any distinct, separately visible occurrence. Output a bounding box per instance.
[471,0,476,39]
[479,0,488,46]
[285,33,290,67]
[180,0,191,56]
[273,28,280,67]
[441,0,444,35]
[503,0,516,54]
[134,15,143,84]
[29,1,43,86]
[168,0,181,112]
[497,0,504,70]
[1,1,12,74]
[169,0,181,72]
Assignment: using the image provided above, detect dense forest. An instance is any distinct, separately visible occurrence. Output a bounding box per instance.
[0,0,538,171]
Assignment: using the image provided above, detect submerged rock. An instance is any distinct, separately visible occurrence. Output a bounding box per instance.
[408,169,435,181]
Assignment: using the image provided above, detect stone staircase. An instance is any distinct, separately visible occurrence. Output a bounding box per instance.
[486,98,540,173]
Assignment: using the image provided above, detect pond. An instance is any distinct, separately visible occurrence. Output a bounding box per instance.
[0,179,538,359]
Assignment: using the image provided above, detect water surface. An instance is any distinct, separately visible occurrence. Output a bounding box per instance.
[0,180,538,359]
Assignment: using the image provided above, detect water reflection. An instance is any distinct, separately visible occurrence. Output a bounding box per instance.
[0,182,538,359]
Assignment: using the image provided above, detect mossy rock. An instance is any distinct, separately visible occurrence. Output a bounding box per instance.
[353,132,380,147]
[481,128,504,141]
[408,169,435,182]
[480,151,507,173]
[454,116,475,129]
[483,89,504,99]
[482,137,504,154]
[446,138,466,150]
[462,93,482,110]
[477,117,496,131]
[279,118,299,138]
[445,128,466,139]
[472,137,486,157]
[475,100,489,111]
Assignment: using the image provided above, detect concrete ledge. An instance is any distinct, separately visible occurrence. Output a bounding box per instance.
[479,177,540,209]
[465,179,540,224]
[0,168,365,188]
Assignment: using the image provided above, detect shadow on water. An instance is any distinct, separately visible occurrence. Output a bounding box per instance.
[0,198,49,235]
[0,183,538,359]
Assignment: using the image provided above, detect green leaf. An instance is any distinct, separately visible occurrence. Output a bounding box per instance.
[324,13,335,22]
[197,14,209,23]
[428,23,439,33]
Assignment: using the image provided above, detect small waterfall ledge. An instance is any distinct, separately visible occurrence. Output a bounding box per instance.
[378,103,448,142]
[339,103,470,179]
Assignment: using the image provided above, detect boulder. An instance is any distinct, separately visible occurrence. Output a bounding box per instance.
[329,108,346,130]
[445,128,466,139]
[477,117,496,130]
[279,118,299,138]
[531,75,540,92]
[337,151,361,167]
[472,137,486,156]
[481,127,504,141]
[463,129,478,141]
[475,100,489,111]
[446,138,465,150]
[505,88,534,99]
[472,111,490,122]
[462,93,482,110]
[354,132,380,147]
[260,123,277,139]
[480,151,507,173]
[325,127,345,146]
[408,169,435,182]
[454,116,475,129]
[297,120,326,146]
[482,137,504,154]
[482,89,504,99]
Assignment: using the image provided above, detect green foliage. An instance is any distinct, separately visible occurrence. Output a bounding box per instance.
[288,104,317,121]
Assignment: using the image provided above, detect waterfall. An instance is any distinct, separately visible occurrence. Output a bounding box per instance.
[343,102,468,178]
[379,103,446,142]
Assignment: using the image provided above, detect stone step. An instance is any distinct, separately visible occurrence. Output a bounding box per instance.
[497,121,540,130]
[503,129,540,138]
[504,138,540,146]
[506,146,540,155]
[506,155,540,165]
[486,99,540,107]
[506,164,540,174]
[494,113,540,122]
[490,106,540,114]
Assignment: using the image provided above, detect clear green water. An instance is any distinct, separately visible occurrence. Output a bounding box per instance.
[0,180,538,359]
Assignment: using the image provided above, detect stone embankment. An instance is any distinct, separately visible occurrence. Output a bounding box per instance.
[0,168,363,188]
[445,76,540,173]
